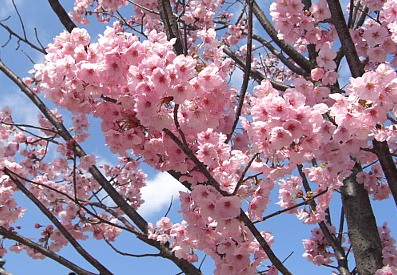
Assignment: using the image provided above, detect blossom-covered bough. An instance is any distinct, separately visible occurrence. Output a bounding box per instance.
[0,0,397,274]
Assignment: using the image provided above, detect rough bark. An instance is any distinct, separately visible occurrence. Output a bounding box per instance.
[341,167,383,275]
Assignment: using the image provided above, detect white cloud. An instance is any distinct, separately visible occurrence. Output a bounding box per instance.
[0,0,25,18]
[138,172,187,219]
[0,89,39,125]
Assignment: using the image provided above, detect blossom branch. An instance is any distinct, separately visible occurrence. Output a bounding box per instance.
[88,201,203,275]
[254,189,329,223]
[1,57,203,274]
[326,3,385,273]
[251,0,313,72]
[164,128,293,274]
[238,210,292,275]
[0,227,95,275]
[163,128,227,195]
[2,168,113,275]
[223,46,290,91]
[227,0,253,142]
[297,164,350,275]
[0,60,149,234]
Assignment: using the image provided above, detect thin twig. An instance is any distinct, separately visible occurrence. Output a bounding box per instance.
[226,0,253,142]
[254,189,329,223]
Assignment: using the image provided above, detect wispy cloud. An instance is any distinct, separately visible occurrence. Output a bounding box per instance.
[138,172,187,219]
[0,0,25,18]
[0,89,39,125]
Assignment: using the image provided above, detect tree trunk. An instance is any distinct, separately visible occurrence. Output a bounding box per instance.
[341,167,383,275]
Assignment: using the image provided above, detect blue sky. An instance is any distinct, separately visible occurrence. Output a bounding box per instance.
[0,0,396,274]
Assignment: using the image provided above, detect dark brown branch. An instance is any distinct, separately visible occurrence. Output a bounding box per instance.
[48,0,77,33]
[104,238,162,258]
[0,227,95,275]
[11,0,26,40]
[223,46,290,91]
[372,140,397,207]
[326,0,363,77]
[251,0,313,72]
[227,0,253,142]
[0,21,46,54]
[232,153,259,196]
[3,168,113,275]
[238,210,292,275]
[157,0,184,55]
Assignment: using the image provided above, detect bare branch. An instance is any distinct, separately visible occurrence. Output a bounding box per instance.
[11,0,26,40]
[0,22,46,54]
[48,0,77,33]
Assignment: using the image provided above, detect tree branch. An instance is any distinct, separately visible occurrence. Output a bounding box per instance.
[156,0,184,55]
[0,60,149,235]
[251,0,313,73]
[223,46,290,91]
[3,168,113,275]
[0,227,95,275]
[372,140,397,206]
[227,0,253,141]
[238,211,292,275]
[48,0,77,33]
[297,165,350,275]
[251,33,309,77]
[326,0,363,77]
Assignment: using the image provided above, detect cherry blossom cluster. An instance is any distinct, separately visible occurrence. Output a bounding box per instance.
[378,222,397,268]
[148,186,274,274]
[70,0,129,24]
[270,0,335,54]
[302,225,337,266]
[349,1,397,68]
